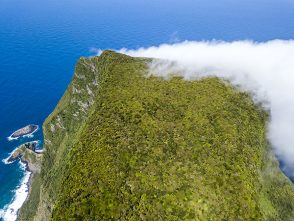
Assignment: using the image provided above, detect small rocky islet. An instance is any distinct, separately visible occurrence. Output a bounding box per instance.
[9,124,38,139]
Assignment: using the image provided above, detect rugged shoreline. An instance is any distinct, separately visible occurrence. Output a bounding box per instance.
[1,161,32,221]
[3,141,43,221]
[16,160,34,220]
[6,141,39,163]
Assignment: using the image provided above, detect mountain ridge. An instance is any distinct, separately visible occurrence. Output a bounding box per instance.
[19,51,294,221]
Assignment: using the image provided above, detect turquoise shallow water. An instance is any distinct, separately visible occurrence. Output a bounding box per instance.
[1,0,294,219]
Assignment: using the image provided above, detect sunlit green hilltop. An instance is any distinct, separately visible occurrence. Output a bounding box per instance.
[20,51,294,220]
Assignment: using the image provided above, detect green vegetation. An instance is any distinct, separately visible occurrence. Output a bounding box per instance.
[7,141,41,170]
[19,174,41,220]
[20,51,294,221]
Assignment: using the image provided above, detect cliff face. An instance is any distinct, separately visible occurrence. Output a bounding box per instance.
[7,141,42,173]
[19,53,102,220]
[19,51,294,220]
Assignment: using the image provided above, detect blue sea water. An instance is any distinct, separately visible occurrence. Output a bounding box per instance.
[1,0,294,219]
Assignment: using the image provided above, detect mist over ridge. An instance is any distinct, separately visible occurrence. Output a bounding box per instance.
[118,40,294,175]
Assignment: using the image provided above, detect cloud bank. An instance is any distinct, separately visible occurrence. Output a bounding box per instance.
[119,40,294,174]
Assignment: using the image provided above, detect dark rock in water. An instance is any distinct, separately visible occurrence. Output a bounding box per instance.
[7,141,39,163]
[24,141,37,152]
[10,124,38,138]
[7,147,24,163]
[7,140,43,175]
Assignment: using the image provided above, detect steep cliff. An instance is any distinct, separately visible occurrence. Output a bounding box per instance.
[19,51,294,220]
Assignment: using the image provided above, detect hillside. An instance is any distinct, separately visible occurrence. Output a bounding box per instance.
[19,51,294,221]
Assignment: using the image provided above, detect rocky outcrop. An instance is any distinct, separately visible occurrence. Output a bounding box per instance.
[19,55,102,221]
[9,124,38,139]
[8,141,42,173]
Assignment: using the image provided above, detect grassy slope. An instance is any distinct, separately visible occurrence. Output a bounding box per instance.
[19,55,101,220]
[21,51,294,221]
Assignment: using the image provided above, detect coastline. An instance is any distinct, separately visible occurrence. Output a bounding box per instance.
[1,141,42,221]
[0,161,32,221]
[2,141,40,165]
[2,147,20,165]
[16,158,35,220]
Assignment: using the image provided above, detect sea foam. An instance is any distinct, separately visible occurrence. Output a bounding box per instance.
[2,147,20,165]
[7,125,39,141]
[0,162,31,221]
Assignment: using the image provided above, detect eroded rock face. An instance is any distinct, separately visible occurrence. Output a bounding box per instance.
[23,141,37,152]
[20,54,103,221]
[7,141,42,173]
[7,147,25,162]
[10,124,38,138]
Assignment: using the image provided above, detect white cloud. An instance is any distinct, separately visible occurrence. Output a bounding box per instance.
[119,40,294,174]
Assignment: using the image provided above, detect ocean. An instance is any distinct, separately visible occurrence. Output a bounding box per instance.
[1,0,294,220]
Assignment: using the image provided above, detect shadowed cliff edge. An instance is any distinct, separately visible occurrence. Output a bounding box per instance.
[19,51,294,221]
